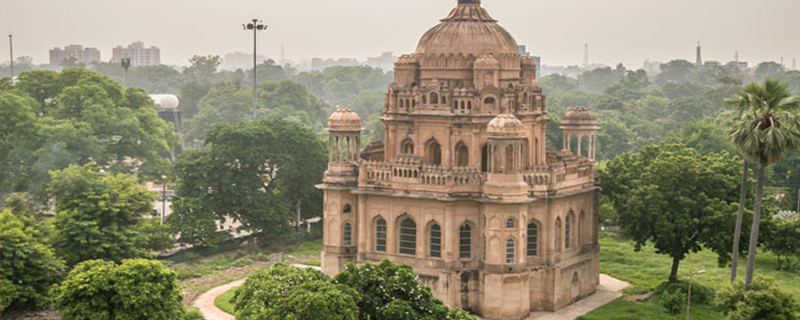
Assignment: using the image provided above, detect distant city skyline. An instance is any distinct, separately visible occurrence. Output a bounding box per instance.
[2,0,799,69]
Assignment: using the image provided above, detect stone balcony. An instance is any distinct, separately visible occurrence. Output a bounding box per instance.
[357,154,596,200]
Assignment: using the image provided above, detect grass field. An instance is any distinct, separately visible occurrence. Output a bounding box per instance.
[214,287,237,315]
[580,233,800,319]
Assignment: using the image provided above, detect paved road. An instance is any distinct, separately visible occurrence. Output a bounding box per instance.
[192,264,321,320]
[195,269,627,320]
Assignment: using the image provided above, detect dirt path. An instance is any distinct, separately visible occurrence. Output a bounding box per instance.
[192,264,321,320]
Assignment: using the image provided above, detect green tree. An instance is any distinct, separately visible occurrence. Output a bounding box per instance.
[0,210,65,315]
[578,67,623,93]
[49,163,159,265]
[727,79,800,290]
[333,260,476,320]
[56,259,184,320]
[4,69,177,201]
[183,55,221,83]
[716,275,800,320]
[655,59,696,86]
[664,118,736,155]
[762,218,800,270]
[172,118,326,243]
[262,281,360,320]
[601,144,741,282]
[234,263,330,320]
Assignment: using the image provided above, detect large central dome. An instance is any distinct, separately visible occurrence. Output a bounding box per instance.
[415,0,520,57]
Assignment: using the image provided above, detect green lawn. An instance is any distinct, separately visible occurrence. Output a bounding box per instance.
[215,287,237,315]
[581,233,800,319]
[286,239,323,259]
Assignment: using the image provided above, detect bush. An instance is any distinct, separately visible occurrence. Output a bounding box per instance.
[263,281,360,320]
[655,281,714,305]
[659,288,684,315]
[234,263,329,320]
[333,260,476,320]
[183,308,204,320]
[56,259,185,320]
[231,258,254,268]
[716,275,800,320]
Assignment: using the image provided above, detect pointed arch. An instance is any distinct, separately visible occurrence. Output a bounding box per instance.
[506,237,516,264]
[398,217,417,256]
[459,222,473,259]
[566,211,575,250]
[343,222,353,246]
[401,138,414,155]
[375,216,387,252]
[428,222,442,258]
[430,92,439,104]
[555,217,562,252]
[454,141,469,167]
[527,220,540,257]
[424,138,442,166]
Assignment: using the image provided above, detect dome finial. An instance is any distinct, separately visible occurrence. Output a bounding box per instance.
[458,0,480,5]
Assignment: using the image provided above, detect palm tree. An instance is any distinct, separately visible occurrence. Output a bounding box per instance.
[727,79,800,290]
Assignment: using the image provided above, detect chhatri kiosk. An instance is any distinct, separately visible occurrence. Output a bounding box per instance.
[318,1,600,319]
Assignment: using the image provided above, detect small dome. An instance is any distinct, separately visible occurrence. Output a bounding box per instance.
[328,107,362,131]
[487,113,524,135]
[415,2,519,58]
[150,94,179,110]
[562,107,599,127]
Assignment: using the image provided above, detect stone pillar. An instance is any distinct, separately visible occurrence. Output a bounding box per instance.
[357,195,367,256]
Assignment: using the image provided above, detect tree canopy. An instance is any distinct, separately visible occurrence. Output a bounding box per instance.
[601,144,742,282]
[49,163,158,265]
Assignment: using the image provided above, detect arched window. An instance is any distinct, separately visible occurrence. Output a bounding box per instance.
[565,213,573,250]
[429,223,441,258]
[506,218,515,229]
[343,223,352,246]
[579,211,585,246]
[343,204,352,214]
[424,139,442,166]
[527,222,539,257]
[467,101,472,110]
[506,239,516,264]
[572,272,580,285]
[422,95,427,104]
[460,101,465,112]
[376,218,387,252]
[459,224,472,259]
[481,145,488,173]
[555,218,562,252]
[401,139,414,155]
[535,138,540,165]
[442,96,447,104]
[399,218,416,256]
[455,142,469,167]
[484,97,496,111]
[430,92,439,104]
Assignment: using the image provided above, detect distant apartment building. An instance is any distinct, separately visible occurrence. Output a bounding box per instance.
[221,52,267,71]
[311,57,360,71]
[49,45,102,66]
[642,60,661,75]
[112,41,161,66]
[366,52,397,72]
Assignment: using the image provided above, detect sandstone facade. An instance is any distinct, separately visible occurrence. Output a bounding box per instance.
[318,1,600,319]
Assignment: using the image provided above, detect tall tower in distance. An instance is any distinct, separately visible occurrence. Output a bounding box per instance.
[695,41,703,67]
[583,43,589,68]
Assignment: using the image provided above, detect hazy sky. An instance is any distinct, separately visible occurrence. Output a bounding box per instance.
[2,0,800,68]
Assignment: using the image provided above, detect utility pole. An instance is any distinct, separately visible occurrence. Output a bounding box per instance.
[243,19,267,120]
[8,35,14,80]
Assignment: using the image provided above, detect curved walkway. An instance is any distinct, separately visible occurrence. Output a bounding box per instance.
[192,264,321,320]
[194,268,626,320]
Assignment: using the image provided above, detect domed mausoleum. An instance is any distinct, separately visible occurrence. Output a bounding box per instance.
[318,1,600,319]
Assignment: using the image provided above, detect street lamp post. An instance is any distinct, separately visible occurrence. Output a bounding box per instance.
[8,35,14,81]
[687,270,706,320]
[242,19,267,120]
[121,58,131,87]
